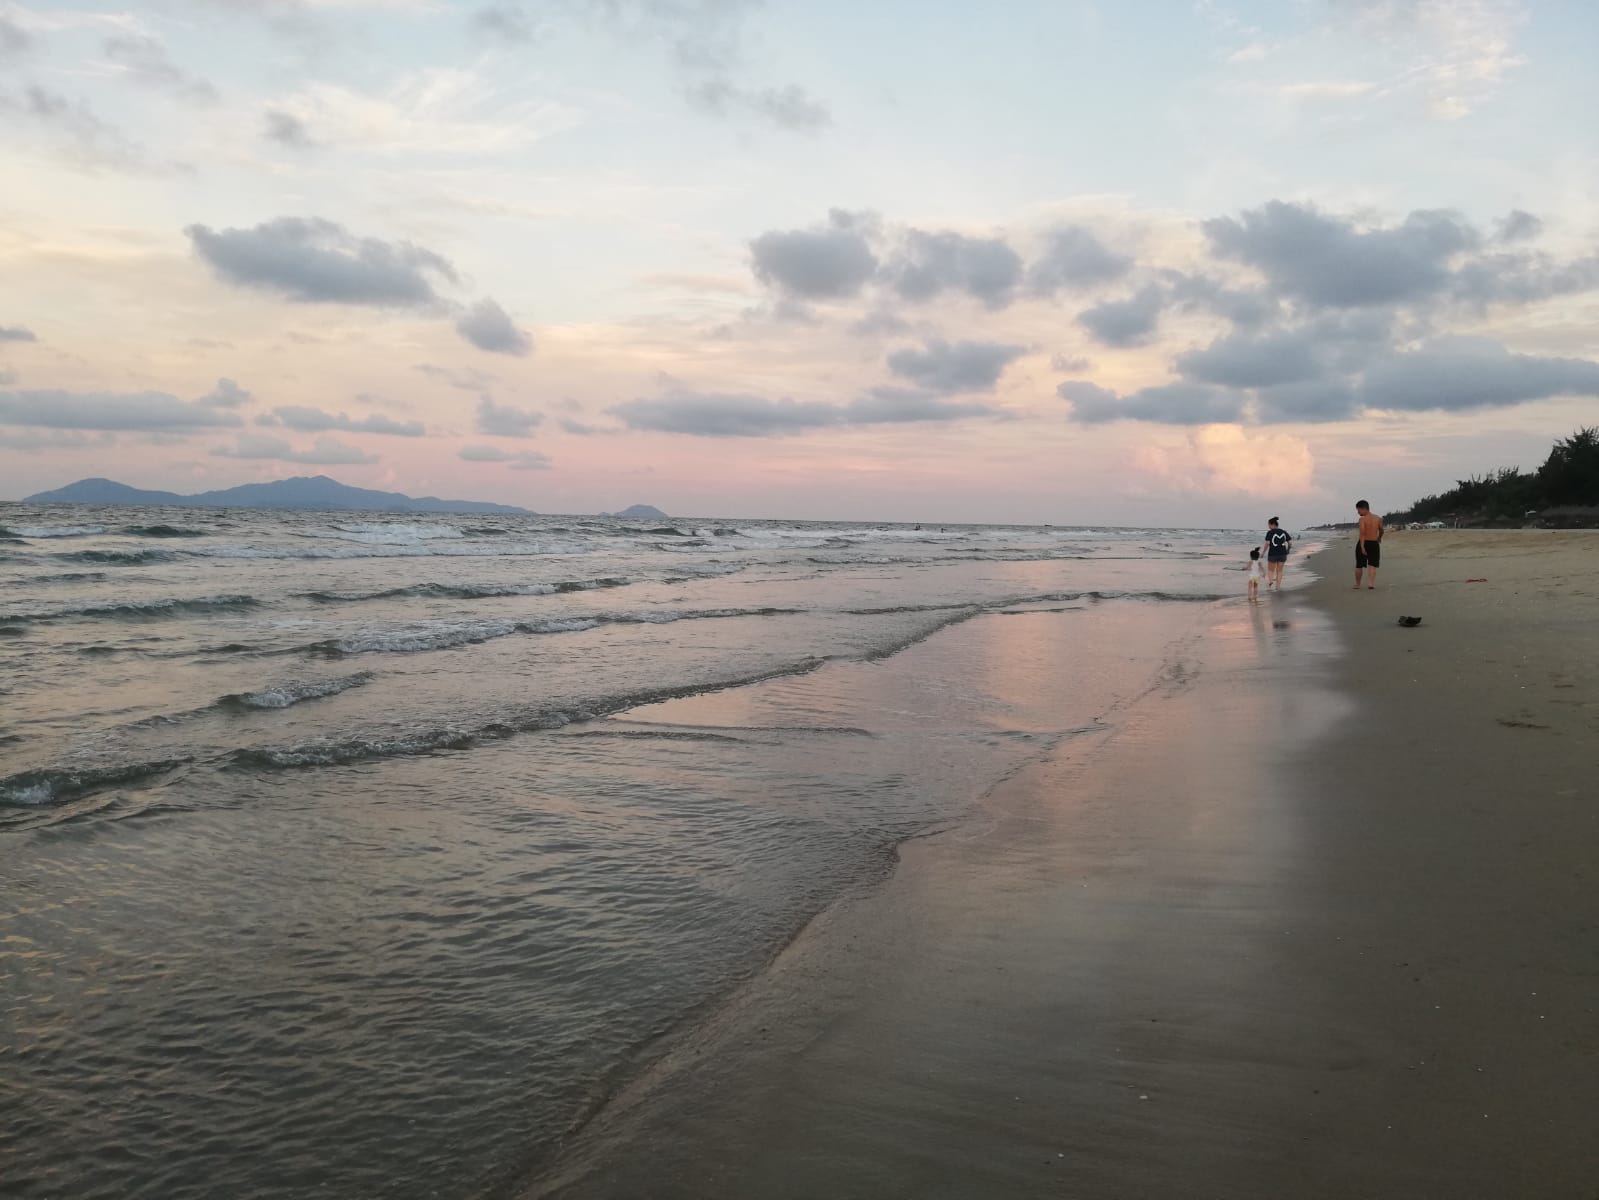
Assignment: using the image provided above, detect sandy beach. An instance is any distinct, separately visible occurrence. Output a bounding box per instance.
[526,530,1599,1199]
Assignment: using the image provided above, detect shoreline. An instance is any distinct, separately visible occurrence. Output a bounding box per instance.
[521,586,1340,1197]
[521,530,1599,1198]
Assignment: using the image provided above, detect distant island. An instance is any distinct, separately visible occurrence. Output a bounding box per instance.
[23,476,531,515]
[604,504,669,519]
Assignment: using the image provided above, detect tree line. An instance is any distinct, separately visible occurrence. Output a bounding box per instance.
[1387,427,1599,526]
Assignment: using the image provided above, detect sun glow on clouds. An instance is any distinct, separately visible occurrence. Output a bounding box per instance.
[1131,426,1318,501]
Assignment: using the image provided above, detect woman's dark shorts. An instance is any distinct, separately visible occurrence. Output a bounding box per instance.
[1356,540,1381,569]
[1267,550,1288,563]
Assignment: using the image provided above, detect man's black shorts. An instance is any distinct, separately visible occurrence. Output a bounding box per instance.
[1356,540,1381,570]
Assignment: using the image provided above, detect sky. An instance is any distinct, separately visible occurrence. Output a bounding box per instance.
[1,0,1596,525]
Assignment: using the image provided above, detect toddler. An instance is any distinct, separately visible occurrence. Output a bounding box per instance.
[1247,547,1265,602]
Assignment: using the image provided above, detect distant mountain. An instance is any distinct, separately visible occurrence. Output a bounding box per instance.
[606,504,668,519]
[24,475,531,515]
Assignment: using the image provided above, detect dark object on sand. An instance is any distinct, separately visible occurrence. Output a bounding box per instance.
[1397,615,1423,627]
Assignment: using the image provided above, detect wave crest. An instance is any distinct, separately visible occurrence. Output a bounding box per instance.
[220,674,373,710]
[1,758,191,807]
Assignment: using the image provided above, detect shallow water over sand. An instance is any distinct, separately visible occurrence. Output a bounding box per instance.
[1,505,1255,1198]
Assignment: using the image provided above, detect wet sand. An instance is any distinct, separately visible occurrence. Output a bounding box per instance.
[524,531,1599,1199]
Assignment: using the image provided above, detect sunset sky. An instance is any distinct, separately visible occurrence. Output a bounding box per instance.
[2,0,1596,524]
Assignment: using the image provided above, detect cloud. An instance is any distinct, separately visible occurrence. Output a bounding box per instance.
[476,395,543,437]
[1253,378,1361,423]
[1076,286,1165,347]
[0,388,246,430]
[0,84,170,174]
[1357,337,1599,412]
[1051,353,1091,372]
[1493,209,1542,243]
[197,378,251,408]
[685,79,831,131]
[415,363,496,391]
[456,298,533,356]
[849,310,915,338]
[883,230,1023,308]
[264,69,578,156]
[458,445,551,469]
[103,34,218,103]
[1203,201,1477,308]
[263,109,316,148]
[0,429,116,451]
[1450,251,1599,309]
[1174,328,1325,388]
[1164,273,1279,328]
[1131,425,1315,499]
[0,326,37,342]
[1326,0,1526,119]
[610,383,1001,437]
[1063,325,1599,427]
[612,390,840,437]
[0,369,17,386]
[1,16,31,57]
[843,387,997,424]
[473,4,536,41]
[558,416,601,435]
[259,405,425,435]
[886,339,1025,393]
[212,433,379,464]
[186,217,458,306]
[750,212,878,300]
[1028,226,1133,292]
[1059,379,1246,424]
[537,0,829,132]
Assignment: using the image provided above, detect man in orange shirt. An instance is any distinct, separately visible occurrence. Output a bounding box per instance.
[1354,499,1384,589]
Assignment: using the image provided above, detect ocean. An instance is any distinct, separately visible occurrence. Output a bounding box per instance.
[1,504,1251,1198]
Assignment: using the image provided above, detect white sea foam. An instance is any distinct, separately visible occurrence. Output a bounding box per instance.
[189,540,589,560]
[7,525,108,538]
[309,523,468,545]
[229,674,372,709]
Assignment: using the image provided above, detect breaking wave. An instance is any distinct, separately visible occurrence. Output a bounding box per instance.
[0,524,107,538]
[219,674,373,710]
[54,549,177,566]
[8,594,261,624]
[186,540,588,561]
[121,524,208,538]
[1,757,191,807]
[297,578,632,604]
[0,571,111,587]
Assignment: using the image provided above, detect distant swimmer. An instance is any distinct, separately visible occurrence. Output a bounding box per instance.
[1354,500,1384,589]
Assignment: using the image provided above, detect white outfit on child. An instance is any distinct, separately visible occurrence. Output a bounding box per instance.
[1248,561,1266,581]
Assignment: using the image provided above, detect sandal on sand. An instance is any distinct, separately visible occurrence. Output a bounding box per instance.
[1397,615,1422,627]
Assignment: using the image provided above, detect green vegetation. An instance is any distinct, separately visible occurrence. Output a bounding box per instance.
[1388,427,1599,527]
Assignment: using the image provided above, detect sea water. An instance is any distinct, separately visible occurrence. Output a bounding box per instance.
[0,504,1251,1198]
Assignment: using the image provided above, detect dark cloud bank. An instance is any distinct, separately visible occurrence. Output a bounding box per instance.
[742,199,1599,429]
[1055,201,1599,424]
